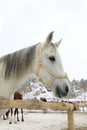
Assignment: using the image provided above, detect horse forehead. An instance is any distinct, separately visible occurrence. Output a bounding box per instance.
[44,44,56,53]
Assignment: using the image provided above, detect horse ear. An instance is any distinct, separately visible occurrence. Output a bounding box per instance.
[55,39,62,48]
[45,31,54,44]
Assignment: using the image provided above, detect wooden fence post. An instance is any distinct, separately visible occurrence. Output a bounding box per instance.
[67,110,75,130]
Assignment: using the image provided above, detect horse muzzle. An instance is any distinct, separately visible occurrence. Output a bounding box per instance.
[51,77,70,98]
[54,85,69,98]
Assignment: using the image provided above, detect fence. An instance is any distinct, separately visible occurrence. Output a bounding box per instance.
[0,96,87,130]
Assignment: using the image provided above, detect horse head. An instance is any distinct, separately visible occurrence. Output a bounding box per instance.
[35,32,70,98]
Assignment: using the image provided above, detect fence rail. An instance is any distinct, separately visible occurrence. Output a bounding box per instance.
[0,96,87,130]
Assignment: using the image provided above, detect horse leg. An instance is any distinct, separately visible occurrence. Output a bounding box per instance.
[9,108,13,124]
[6,109,10,119]
[3,115,6,120]
[16,108,20,122]
[14,108,18,123]
[3,109,10,120]
[21,108,24,121]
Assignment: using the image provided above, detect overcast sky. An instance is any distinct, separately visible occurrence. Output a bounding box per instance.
[0,0,87,80]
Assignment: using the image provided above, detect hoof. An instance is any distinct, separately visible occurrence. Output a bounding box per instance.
[9,122,12,124]
[21,119,24,122]
[17,119,20,122]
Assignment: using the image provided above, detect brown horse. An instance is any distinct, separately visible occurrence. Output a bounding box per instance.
[3,92,24,123]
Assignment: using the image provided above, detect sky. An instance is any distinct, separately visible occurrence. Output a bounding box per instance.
[0,0,87,81]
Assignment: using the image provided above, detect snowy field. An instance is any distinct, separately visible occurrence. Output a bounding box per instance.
[0,110,87,130]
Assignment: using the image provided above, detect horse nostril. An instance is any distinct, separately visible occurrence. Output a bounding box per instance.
[65,86,69,93]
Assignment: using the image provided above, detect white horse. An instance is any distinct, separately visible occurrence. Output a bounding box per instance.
[0,32,70,116]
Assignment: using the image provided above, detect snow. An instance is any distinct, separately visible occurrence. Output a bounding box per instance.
[23,80,87,102]
[0,111,87,130]
[23,81,59,102]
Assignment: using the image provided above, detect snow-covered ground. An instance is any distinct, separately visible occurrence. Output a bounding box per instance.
[23,80,59,102]
[0,111,87,130]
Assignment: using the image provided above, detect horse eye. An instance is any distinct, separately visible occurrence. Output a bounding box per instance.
[49,56,55,61]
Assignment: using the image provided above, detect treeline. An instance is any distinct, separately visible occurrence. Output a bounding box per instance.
[69,79,87,98]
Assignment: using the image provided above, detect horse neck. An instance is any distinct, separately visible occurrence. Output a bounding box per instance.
[15,47,38,87]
